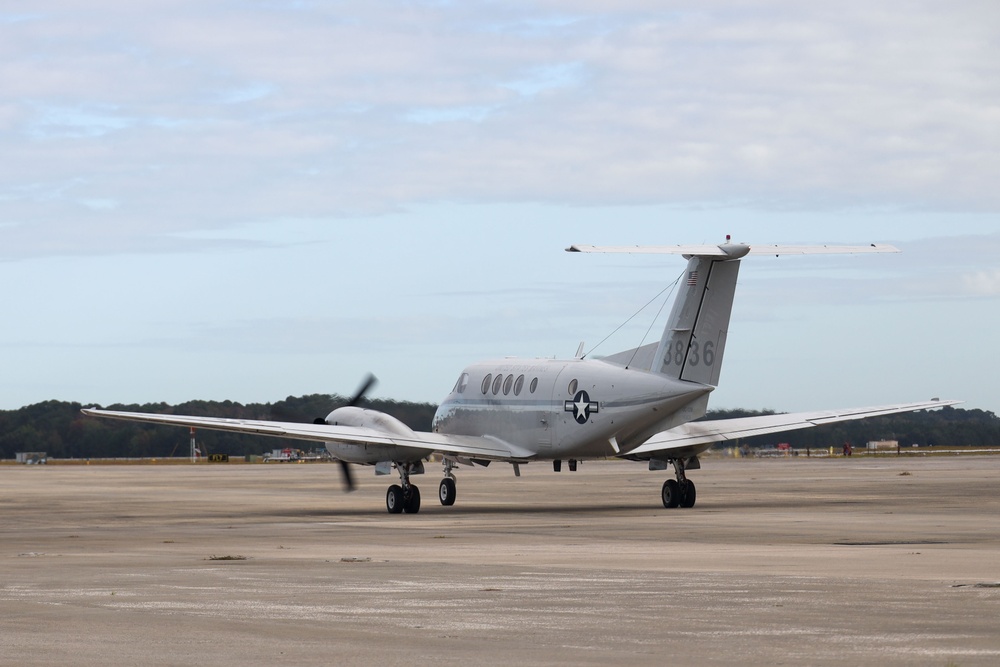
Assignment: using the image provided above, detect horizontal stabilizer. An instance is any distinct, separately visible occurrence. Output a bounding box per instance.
[567,243,899,256]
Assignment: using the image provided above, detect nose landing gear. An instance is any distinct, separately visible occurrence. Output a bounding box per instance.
[438,459,457,506]
[438,477,456,506]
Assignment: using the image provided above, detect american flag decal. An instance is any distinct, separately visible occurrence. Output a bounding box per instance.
[687,270,699,286]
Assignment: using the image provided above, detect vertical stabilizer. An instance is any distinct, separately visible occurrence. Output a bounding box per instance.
[651,244,748,386]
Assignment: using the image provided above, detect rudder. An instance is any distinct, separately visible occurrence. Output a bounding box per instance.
[652,245,747,386]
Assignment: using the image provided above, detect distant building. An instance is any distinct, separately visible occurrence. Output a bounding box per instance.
[866,440,899,452]
[16,452,47,464]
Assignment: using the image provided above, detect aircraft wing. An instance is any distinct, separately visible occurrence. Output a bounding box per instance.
[624,398,962,460]
[80,408,535,461]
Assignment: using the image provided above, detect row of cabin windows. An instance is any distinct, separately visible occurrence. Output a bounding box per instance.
[483,373,537,396]
[452,373,579,398]
[451,372,538,396]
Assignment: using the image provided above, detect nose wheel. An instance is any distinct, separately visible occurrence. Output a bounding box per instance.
[439,477,457,506]
[438,459,458,507]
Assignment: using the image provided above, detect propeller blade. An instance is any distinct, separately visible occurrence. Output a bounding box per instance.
[347,373,378,407]
[317,373,374,493]
[339,459,356,492]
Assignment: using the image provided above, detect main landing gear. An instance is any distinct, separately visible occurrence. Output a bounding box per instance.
[386,462,421,514]
[661,458,697,509]
[384,460,459,514]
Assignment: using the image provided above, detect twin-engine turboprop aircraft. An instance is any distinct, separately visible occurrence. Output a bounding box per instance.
[83,240,959,513]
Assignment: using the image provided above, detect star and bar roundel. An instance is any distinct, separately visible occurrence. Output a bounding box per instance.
[564,390,599,424]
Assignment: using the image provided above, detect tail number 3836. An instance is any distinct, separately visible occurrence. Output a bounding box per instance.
[668,339,715,367]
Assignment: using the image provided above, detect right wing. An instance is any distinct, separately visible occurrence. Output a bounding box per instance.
[624,398,962,460]
[81,408,535,461]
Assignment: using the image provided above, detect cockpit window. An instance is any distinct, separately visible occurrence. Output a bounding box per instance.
[503,374,514,395]
[453,372,469,394]
[513,374,525,396]
[481,373,492,394]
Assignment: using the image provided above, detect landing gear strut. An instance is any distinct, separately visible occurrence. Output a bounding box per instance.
[438,459,457,506]
[661,459,697,509]
[386,463,421,514]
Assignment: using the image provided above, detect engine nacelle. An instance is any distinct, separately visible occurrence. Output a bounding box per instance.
[321,406,427,464]
[324,406,417,438]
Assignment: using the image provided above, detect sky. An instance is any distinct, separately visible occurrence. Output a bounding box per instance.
[2,1,998,414]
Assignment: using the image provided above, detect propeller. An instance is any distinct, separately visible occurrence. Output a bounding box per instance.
[347,372,378,408]
[315,373,378,493]
[338,459,356,493]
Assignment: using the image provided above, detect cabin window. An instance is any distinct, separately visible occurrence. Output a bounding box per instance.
[513,374,525,396]
[503,374,514,395]
[453,372,469,394]
[529,377,538,393]
[568,379,578,395]
[481,373,492,394]
[492,373,503,395]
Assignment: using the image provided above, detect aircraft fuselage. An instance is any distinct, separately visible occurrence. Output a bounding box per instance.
[431,358,712,460]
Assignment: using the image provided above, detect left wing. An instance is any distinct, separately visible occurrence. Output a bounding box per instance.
[80,408,534,461]
[624,398,962,460]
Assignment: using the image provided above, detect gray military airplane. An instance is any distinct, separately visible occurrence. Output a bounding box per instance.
[83,240,959,514]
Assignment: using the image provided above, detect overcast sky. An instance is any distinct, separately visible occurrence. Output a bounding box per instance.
[2,2,998,415]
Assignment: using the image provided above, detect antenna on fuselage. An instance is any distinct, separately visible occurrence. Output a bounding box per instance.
[575,341,585,359]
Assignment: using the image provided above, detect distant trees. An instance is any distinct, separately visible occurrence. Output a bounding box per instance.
[0,395,437,459]
[701,405,1000,450]
[0,398,995,460]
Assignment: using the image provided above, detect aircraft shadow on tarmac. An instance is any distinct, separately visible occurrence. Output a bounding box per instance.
[236,494,855,519]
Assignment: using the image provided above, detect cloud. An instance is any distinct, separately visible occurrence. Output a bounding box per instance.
[2,1,999,260]
[962,269,1000,297]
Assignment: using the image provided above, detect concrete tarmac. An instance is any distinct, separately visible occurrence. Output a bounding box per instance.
[2,456,999,666]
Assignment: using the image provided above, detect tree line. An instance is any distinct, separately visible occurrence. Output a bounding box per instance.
[704,406,1000,450]
[0,397,996,460]
[0,395,436,460]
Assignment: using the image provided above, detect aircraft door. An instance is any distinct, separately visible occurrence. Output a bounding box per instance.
[531,373,552,455]
[525,371,554,455]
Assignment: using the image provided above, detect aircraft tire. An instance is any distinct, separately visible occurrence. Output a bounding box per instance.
[403,485,421,514]
[439,478,457,506]
[661,479,681,509]
[386,484,404,514]
[680,480,697,508]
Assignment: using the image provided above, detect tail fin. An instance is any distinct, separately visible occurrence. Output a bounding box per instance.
[651,244,747,385]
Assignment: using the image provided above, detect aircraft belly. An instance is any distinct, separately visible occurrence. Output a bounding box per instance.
[553,391,708,460]
[553,438,616,460]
